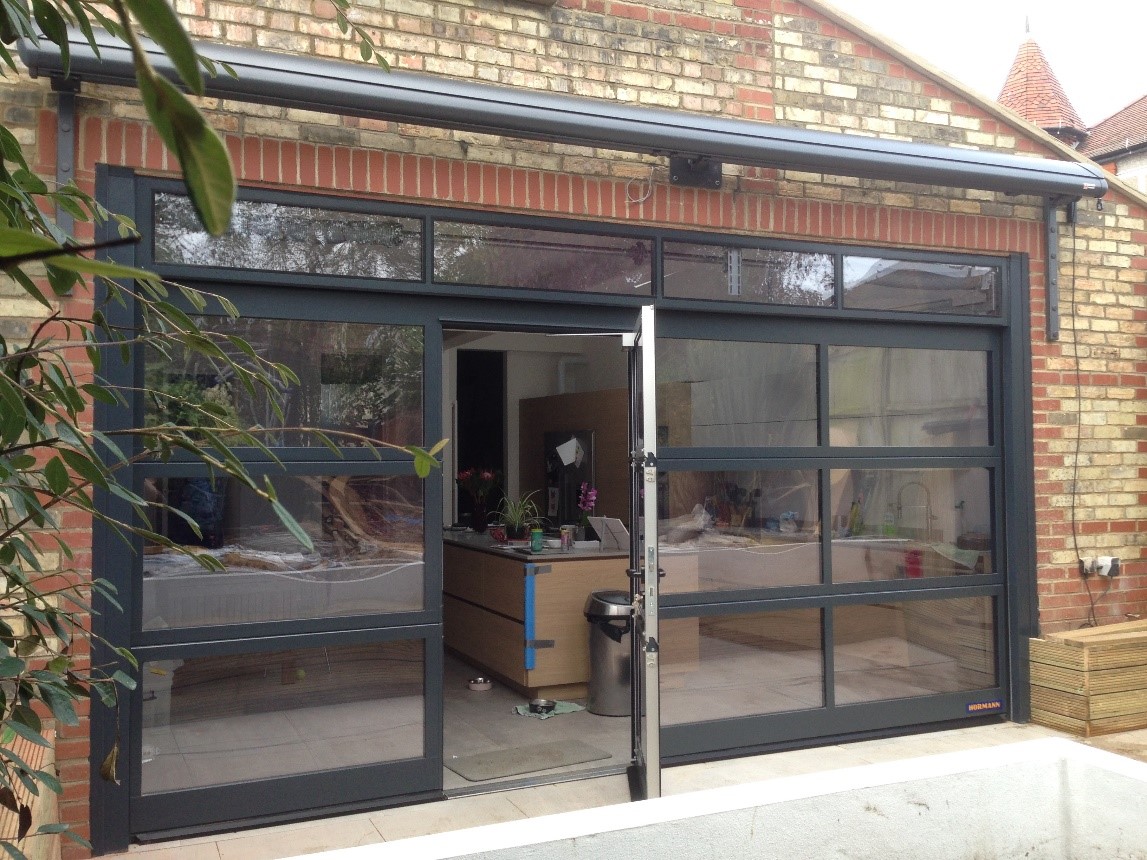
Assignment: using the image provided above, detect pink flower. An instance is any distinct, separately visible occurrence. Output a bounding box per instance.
[577,482,598,512]
[457,467,500,502]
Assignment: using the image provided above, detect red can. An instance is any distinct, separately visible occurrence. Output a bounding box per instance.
[905,549,923,578]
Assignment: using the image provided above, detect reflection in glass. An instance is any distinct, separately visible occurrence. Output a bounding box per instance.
[828,468,992,582]
[433,222,652,294]
[657,339,817,447]
[140,640,424,794]
[659,470,820,592]
[142,474,424,629]
[661,610,823,725]
[829,346,989,447]
[153,193,422,279]
[145,317,423,448]
[663,243,834,306]
[834,598,996,704]
[842,256,999,315]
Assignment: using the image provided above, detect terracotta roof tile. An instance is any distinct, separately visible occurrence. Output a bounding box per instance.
[1081,94,1147,159]
[998,38,1086,142]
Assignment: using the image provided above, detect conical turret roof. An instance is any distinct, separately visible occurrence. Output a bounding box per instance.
[998,37,1087,145]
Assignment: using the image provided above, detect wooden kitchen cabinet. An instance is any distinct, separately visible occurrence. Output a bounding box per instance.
[443,537,630,700]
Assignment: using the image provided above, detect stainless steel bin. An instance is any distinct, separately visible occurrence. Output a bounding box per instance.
[584,590,633,716]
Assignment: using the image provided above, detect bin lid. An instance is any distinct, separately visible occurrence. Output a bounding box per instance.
[584,590,633,618]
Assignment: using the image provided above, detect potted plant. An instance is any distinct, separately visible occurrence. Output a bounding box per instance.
[497,490,540,541]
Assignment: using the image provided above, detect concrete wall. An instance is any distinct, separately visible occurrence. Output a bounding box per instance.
[289,739,1147,860]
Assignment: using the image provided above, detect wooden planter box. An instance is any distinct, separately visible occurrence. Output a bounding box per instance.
[1030,619,1147,737]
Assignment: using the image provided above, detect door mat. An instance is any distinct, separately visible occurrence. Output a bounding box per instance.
[445,740,611,782]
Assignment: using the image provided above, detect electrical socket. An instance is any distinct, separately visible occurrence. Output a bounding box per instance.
[1079,557,1096,577]
[1095,556,1120,577]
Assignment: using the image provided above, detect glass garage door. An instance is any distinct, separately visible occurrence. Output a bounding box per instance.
[652,313,1006,759]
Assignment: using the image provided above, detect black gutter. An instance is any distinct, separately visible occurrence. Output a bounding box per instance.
[20,29,1108,200]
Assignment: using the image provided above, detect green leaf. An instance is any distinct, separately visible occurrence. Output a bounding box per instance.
[109,669,136,691]
[122,0,203,95]
[81,382,119,405]
[0,380,25,445]
[31,0,69,75]
[52,193,88,221]
[3,720,48,748]
[11,167,46,195]
[268,495,313,551]
[34,823,71,835]
[0,226,59,258]
[42,457,69,495]
[0,656,24,677]
[0,124,28,166]
[0,836,28,859]
[59,448,108,489]
[42,253,157,283]
[137,71,234,235]
[37,684,78,726]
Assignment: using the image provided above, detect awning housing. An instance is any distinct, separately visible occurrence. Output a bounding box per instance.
[19,30,1108,201]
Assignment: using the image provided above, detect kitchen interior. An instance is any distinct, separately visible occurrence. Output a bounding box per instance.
[440,328,634,790]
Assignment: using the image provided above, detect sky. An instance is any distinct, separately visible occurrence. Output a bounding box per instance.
[821,0,1147,127]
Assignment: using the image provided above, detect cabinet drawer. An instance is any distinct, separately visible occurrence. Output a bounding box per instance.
[443,543,524,621]
[444,594,526,686]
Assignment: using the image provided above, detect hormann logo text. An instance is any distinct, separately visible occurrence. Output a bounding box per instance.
[966,700,1003,713]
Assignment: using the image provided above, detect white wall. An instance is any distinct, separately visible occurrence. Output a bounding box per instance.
[1114,149,1147,193]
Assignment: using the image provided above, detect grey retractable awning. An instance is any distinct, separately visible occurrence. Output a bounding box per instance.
[20,30,1107,200]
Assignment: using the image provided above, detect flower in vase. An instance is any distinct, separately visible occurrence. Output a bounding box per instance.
[457,467,499,503]
[577,481,598,527]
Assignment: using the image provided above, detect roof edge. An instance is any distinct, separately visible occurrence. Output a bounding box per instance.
[16,26,1112,202]
[801,0,1147,211]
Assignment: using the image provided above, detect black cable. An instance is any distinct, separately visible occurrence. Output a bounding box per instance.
[1067,208,1111,629]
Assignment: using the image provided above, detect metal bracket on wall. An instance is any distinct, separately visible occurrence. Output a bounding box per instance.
[669,155,723,189]
[53,82,78,235]
[1044,196,1078,342]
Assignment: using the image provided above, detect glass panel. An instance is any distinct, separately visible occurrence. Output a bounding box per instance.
[828,468,993,582]
[140,639,424,793]
[659,470,820,592]
[660,609,823,725]
[433,221,652,294]
[142,474,424,629]
[829,346,989,447]
[842,256,999,315]
[153,193,422,279]
[834,598,996,704]
[663,243,834,306]
[657,339,817,447]
[145,318,423,448]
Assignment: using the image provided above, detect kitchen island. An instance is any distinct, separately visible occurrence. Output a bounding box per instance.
[443,532,630,700]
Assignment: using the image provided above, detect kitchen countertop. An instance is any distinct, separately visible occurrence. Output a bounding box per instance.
[443,529,628,562]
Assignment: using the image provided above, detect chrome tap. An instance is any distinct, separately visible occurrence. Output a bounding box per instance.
[895,481,934,535]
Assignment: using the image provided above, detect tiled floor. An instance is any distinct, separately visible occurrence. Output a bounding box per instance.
[102,719,1136,860]
[442,655,630,790]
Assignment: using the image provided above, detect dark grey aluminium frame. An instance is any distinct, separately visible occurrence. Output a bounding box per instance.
[90,168,1037,853]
